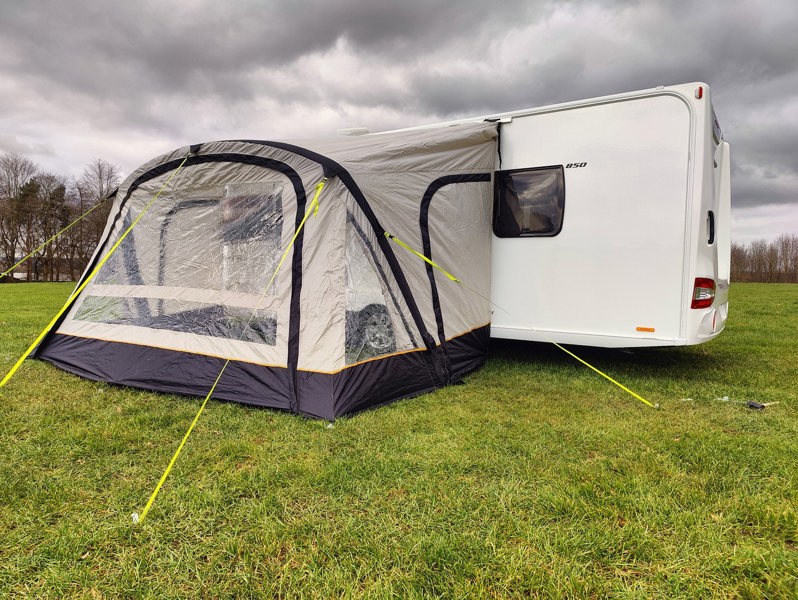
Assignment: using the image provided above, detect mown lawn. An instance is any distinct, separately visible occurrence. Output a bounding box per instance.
[0,282,796,598]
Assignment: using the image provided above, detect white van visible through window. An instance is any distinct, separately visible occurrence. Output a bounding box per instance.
[493,166,565,237]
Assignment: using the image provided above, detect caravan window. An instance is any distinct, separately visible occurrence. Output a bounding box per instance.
[493,166,565,237]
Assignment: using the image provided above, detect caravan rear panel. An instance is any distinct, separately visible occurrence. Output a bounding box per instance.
[489,83,729,347]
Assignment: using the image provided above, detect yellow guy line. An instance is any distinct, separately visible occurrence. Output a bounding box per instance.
[384,231,505,314]
[384,231,655,408]
[133,364,224,524]
[550,342,656,408]
[134,176,328,524]
[384,232,460,282]
[0,153,191,388]
[1,199,108,279]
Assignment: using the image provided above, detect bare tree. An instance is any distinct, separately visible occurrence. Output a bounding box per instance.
[0,153,38,281]
[61,180,83,280]
[731,235,798,283]
[32,173,69,281]
[78,158,120,204]
[776,234,798,283]
[0,153,38,200]
[730,242,750,282]
[74,158,119,271]
[16,178,43,281]
[747,240,767,282]
[765,241,780,283]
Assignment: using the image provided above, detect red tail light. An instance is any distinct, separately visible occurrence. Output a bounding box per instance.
[691,277,715,309]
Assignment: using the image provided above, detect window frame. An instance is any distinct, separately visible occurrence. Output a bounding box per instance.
[493,164,566,238]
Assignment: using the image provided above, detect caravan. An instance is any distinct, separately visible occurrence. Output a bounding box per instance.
[392,82,731,348]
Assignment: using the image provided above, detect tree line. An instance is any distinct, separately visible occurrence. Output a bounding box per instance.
[0,153,119,282]
[731,234,798,283]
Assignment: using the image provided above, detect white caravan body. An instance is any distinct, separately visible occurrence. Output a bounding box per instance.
[380,82,730,348]
[489,82,729,347]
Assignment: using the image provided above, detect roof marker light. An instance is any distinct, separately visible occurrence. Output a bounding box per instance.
[695,86,704,99]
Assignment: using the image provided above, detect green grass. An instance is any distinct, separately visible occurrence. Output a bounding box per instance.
[0,282,796,598]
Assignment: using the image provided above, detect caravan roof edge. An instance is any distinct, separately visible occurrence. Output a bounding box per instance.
[374,82,710,135]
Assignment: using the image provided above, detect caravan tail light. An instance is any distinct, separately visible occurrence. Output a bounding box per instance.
[691,277,716,309]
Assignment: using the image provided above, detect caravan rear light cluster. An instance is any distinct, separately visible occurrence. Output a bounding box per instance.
[691,277,716,309]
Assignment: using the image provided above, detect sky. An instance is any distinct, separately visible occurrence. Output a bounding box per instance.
[1,0,796,243]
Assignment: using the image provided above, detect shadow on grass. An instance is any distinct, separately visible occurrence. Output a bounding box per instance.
[487,338,721,379]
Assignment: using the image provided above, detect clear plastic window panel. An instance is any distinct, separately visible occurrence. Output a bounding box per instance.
[218,183,283,295]
[85,182,284,344]
[344,209,418,364]
[494,167,565,236]
[159,185,283,294]
[73,296,277,345]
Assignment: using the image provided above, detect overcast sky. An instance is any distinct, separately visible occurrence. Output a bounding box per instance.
[1,0,796,242]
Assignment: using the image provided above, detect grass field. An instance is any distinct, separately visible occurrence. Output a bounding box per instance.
[0,282,796,598]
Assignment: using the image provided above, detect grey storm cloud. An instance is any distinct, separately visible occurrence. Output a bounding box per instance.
[2,1,533,97]
[1,0,797,226]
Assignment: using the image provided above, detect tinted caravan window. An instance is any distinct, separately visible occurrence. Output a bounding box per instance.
[493,166,565,237]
